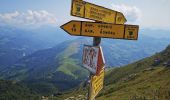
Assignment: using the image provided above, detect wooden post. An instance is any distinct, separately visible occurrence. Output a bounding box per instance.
[88,37,101,100]
[93,37,101,46]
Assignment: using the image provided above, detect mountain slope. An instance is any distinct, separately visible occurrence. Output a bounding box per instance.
[2,35,169,80]
[1,35,170,94]
[0,39,90,95]
[0,26,74,68]
[0,80,40,100]
[96,45,170,100]
[57,45,170,100]
[102,35,170,67]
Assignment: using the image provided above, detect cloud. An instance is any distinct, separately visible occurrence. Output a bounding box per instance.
[111,4,142,23]
[0,10,57,27]
[161,0,170,3]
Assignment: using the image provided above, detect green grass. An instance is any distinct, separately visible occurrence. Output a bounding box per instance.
[57,57,88,79]
[56,42,89,79]
[95,45,170,100]
[48,83,89,100]
[56,45,170,100]
[0,80,40,100]
[56,42,80,59]
[57,58,78,77]
[97,67,170,100]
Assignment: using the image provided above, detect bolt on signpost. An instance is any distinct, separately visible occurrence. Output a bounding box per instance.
[60,0,139,100]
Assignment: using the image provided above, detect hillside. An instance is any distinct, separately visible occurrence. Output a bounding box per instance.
[1,36,170,95]
[97,45,170,100]
[0,39,90,95]
[0,26,73,69]
[102,35,170,67]
[0,80,40,100]
[56,44,170,100]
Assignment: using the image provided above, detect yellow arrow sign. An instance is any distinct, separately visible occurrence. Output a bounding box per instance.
[89,68,104,100]
[71,0,126,24]
[61,20,139,40]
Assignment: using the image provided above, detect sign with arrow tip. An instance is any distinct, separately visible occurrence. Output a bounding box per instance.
[61,20,139,40]
[71,0,127,24]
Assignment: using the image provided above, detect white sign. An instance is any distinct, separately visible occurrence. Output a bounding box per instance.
[82,45,99,74]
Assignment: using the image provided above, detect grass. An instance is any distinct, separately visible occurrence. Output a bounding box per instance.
[56,41,89,79]
[57,58,79,78]
[55,45,170,100]
[47,83,89,100]
[96,45,170,100]
[97,67,170,100]
[57,57,88,79]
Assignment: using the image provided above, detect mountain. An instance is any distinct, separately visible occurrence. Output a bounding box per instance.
[56,45,170,100]
[102,34,170,67]
[0,27,169,69]
[0,26,75,69]
[0,80,40,100]
[141,29,170,39]
[96,44,170,100]
[0,39,90,95]
[1,35,170,95]
[0,27,170,96]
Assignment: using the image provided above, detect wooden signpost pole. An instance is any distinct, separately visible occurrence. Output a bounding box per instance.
[93,37,101,46]
[88,37,101,100]
[88,73,92,100]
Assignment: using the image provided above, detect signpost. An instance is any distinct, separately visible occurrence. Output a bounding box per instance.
[87,37,103,100]
[89,68,104,100]
[60,0,139,99]
[61,20,139,40]
[83,45,105,75]
[71,0,127,24]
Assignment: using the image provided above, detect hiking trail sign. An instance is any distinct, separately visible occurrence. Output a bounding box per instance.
[82,45,105,75]
[71,0,126,24]
[60,0,139,100]
[61,20,139,40]
[89,68,104,100]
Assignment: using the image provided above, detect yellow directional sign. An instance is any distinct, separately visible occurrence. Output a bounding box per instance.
[71,0,127,24]
[90,69,104,100]
[61,20,139,40]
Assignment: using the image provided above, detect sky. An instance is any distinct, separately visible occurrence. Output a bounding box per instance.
[0,0,170,30]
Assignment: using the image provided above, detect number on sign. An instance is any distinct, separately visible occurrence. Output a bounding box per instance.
[72,24,77,32]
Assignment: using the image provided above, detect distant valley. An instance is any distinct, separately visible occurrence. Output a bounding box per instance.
[0,26,170,96]
[0,26,74,68]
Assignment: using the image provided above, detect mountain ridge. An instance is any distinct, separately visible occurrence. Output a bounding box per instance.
[56,45,170,100]
[97,44,170,100]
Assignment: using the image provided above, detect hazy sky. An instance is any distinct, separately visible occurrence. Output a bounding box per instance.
[0,0,170,30]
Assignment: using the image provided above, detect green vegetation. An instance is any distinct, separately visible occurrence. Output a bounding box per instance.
[0,80,40,100]
[0,34,169,99]
[57,45,170,100]
[0,40,89,95]
[47,83,89,100]
[97,67,170,100]
[56,41,89,79]
[97,45,170,100]
[57,57,88,79]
